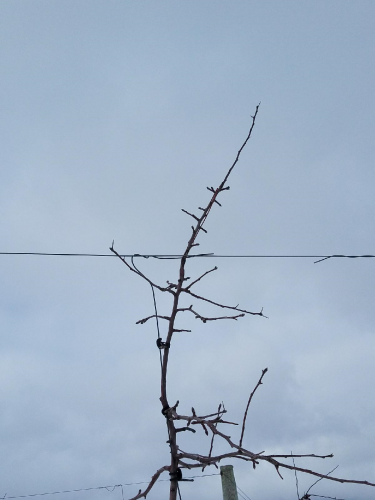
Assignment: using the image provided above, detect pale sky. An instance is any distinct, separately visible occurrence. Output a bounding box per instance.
[1,2,375,499]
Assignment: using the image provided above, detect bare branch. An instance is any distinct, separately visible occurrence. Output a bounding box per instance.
[176,426,196,434]
[205,421,257,457]
[177,305,245,323]
[175,408,230,423]
[305,465,340,496]
[205,190,222,206]
[178,450,253,466]
[131,255,175,293]
[185,266,218,290]
[262,454,334,459]
[239,367,268,448]
[183,288,267,317]
[203,403,222,472]
[136,314,171,325]
[293,454,300,500]
[220,103,260,188]
[110,244,140,277]
[181,209,207,232]
[195,311,245,323]
[178,460,213,470]
[128,465,170,500]
[181,104,260,251]
[110,245,172,294]
[307,495,345,500]
[266,459,375,488]
[113,105,375,498]
[177,438,375,491]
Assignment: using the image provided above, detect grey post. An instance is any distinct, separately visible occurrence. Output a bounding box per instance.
[220,465,238,500]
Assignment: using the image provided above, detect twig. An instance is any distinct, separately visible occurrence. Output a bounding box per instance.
[239,368,268,448]
[263,458,375,488]
[181,209,200,223]
[308,495,345,500]
[176,426,196,434]
[305,466,339,496]
[183,289,267,317]
[185,266,218,290]
[204,403,222,472]
[177,450,254,466]
[128,465,170,500]
[136,314,171,325]
[292,454,300,500]
[109,246,172,294]
[262,454,333,459]
[177,305,245,323]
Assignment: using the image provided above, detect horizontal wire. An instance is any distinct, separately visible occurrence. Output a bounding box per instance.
[2,474,220,500]
[0,252,374,261]
[3,485,124,500]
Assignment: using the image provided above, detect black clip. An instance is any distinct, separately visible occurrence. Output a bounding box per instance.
[161,405,170,418]
[169,468,194,482]
[156,338,170,350]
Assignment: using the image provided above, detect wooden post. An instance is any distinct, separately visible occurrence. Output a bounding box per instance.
[220,465,238,500]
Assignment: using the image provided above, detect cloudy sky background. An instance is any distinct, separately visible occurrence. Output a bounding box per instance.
[1,1,375,499]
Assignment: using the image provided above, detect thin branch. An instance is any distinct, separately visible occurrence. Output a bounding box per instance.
[206,188,223,204]
[110,245,172,294]
[220,104,260,187]
[128,465,170,500]
[176,426,196,434]
[203,403,222,472]
[308,496,345,500]
[175,409,230,423]
[292,454,300,500]
[195,104,261,238]
[181,209,200,223]
[239,368,268,448]
[183,289,267,317]
[178,460,214,470]
[185,266,218,290]
[177,450,254,466]
[181,104,260,250]
[177,305,245,323]
[194,312,245,322]
[205,421,257,457]
[305,466,340,496]
[110,245,140,276]
[136,314,171,325]
[266,460,375,488]
[131,255,175,293]
[181,209,207,233]
[262,454,333,459]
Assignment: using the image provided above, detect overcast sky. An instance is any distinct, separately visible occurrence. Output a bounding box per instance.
[1,2,375,499]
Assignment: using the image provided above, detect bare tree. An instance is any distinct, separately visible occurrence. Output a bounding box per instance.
[111,104,375,500]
